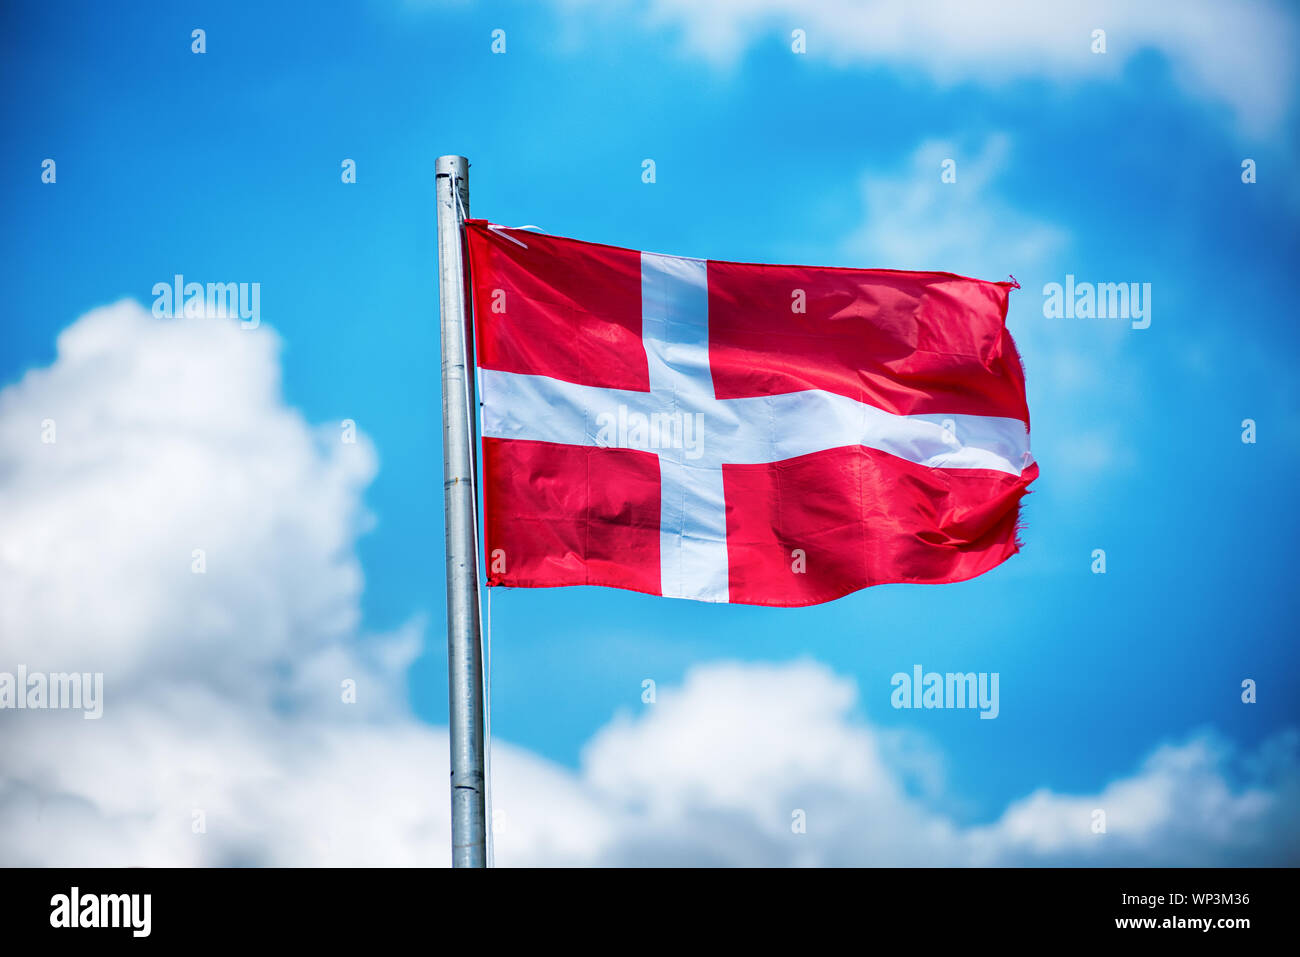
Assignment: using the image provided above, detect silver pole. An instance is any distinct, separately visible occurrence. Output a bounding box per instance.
[435,154,487,868]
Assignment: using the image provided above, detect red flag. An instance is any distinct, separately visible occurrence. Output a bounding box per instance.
[466,220,1036,607]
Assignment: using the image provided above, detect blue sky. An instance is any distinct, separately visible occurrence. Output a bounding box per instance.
[2,0,1298,863]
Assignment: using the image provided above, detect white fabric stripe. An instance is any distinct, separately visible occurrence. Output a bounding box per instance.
[656,459,729,602]
[641,253,730,602]
[479,369,1032,476]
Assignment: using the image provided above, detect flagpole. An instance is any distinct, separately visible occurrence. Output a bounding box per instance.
[435,154,487,867]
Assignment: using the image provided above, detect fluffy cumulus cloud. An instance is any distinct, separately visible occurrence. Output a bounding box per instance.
[570,664,1300,867]
[561,0,1297,136]
[2,303,1296,866]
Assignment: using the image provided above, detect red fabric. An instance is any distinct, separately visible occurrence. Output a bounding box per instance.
[482,437,663,595]
[467,222,647,390]
[724,449,1038,606]
[708,260,1028,420]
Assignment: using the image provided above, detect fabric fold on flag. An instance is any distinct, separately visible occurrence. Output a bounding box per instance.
[465,219,1037,607]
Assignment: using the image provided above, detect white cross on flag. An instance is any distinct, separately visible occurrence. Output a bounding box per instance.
[465,220,1037,606]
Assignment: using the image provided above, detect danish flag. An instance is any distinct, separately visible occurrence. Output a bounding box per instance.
[466,221,1037,607]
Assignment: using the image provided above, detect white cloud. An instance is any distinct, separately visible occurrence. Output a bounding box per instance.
[970,732,1300,866]
[0,302,382,705]
[570,662,1300,866]
[2,303,1295,866]
[565,0,1297,136]
[843,133,1067,278]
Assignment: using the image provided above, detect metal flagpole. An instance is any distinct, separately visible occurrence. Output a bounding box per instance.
[434,154,487,867]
